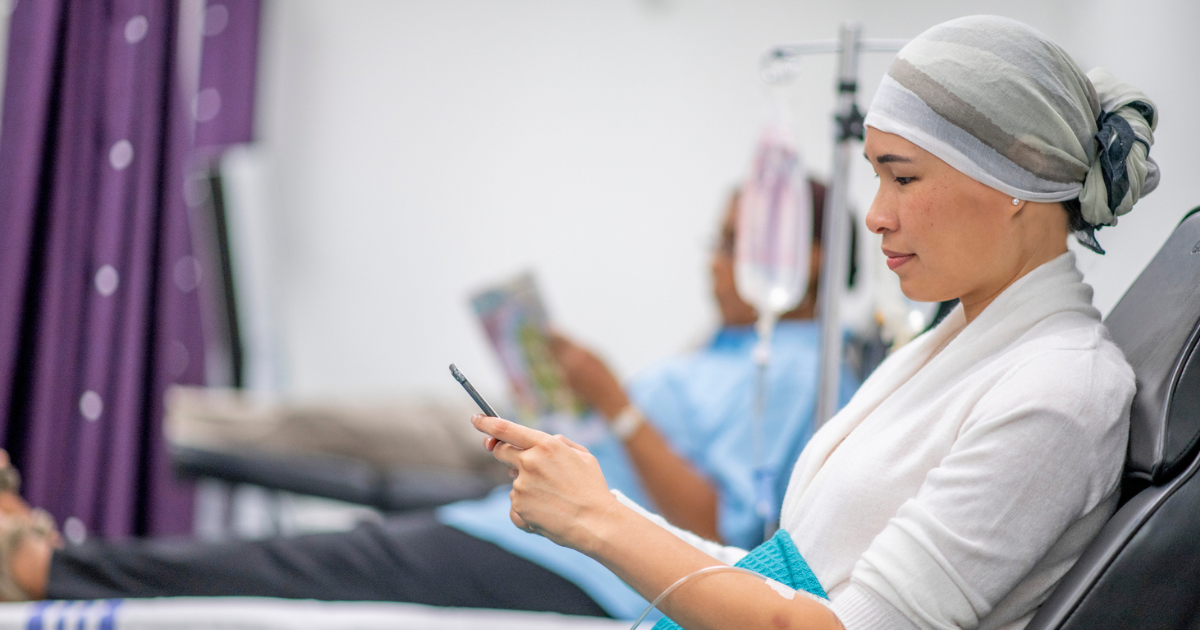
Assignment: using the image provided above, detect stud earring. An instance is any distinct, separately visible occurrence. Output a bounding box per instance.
[1012,198,1021,206]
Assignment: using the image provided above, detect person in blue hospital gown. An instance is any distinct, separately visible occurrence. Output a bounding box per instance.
[0,181,857,619]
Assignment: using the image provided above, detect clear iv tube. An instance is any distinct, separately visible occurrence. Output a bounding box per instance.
[752,310,778,541]
[628,565,766,630]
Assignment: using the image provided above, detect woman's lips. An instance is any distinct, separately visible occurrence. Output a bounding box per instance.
[883,248,915,270]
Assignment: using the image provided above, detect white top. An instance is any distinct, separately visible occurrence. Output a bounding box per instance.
[618,252,1134,630]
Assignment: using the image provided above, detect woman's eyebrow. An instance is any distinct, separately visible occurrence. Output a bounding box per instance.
[862,152,914,164]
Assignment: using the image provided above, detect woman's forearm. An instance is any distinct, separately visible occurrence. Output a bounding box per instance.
[580,503,843,630]
[475,414,842,630]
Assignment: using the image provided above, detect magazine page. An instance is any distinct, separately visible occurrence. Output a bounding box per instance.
[470,273,583,426]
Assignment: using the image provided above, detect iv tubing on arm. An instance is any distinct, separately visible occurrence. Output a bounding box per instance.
[629,565,804,630]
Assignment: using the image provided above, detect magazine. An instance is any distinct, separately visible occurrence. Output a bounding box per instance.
[470,273,583,426]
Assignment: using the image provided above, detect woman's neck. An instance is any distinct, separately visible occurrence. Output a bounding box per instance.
[960,244,1067,323]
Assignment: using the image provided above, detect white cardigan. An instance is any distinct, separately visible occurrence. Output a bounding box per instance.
[620,252,1134,630]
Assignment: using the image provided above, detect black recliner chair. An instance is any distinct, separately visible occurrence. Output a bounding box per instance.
[1029,206,1200,629]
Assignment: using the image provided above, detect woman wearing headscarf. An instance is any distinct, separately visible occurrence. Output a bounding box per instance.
[473,15,1159,630]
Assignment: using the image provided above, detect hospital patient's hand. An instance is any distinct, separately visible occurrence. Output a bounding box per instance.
[548,333,723,543]
[549,333,630,420]
[473,415,619,551]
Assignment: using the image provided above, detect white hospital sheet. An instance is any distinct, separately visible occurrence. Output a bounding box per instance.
[0,598,632,630]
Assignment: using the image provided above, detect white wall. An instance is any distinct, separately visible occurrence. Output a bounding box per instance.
[236,0,1200,404]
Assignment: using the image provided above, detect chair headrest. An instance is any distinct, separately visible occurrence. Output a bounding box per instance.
[1104,207,1200,485]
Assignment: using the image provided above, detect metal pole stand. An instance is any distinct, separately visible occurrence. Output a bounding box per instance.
[763,24,906,429]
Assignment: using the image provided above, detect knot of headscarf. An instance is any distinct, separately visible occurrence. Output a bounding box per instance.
[863,15,1160,255]
[1077,69,1160,252]
[1095,110,1140,208]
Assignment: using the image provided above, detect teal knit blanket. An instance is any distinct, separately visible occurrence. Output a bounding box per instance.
[651,529,826,629]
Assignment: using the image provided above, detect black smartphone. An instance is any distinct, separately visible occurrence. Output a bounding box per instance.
[449,363,498,417]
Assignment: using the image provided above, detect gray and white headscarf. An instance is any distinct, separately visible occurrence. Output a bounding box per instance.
[864,15,1159,254]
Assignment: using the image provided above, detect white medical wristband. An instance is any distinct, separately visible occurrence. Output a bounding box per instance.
[610,405,645,442]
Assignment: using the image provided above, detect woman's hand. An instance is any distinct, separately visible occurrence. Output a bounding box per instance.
[473,414,620,552]
[549,333,630,420]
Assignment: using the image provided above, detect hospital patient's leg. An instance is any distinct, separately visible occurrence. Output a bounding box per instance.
[44,512,608,616]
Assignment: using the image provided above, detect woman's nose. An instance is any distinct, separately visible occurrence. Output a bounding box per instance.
[865,195,896,235]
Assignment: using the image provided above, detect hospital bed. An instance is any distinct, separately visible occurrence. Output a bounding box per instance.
[1,207,1197,629]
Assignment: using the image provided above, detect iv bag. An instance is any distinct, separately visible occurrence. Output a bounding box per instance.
[735,129,812,317]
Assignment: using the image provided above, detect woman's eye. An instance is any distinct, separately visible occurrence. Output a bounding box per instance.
[894,176,914,185]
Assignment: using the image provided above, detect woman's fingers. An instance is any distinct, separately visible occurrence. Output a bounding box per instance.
[472,414,547,450]
[480,420,615,549]
[491,440,528,470]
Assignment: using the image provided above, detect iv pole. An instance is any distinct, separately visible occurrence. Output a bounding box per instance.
[762,24,906,429]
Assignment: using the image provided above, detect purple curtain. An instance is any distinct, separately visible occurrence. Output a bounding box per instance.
[195,0,260,151]
[0,0,260,539]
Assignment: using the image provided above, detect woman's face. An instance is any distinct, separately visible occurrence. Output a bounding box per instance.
[863,128,1028,308]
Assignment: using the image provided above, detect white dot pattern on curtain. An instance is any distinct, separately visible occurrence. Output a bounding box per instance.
[173,256,202,292]
[78,390,103,421]
[71,3,168,535]
[124,15,147,44]
[108,139,133,170]
[93,265,119,296]
[63,516,87,545]
[193,0,259,150]
[1,0,260,540]
[194,87,221,123]
[0,0,209,539]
